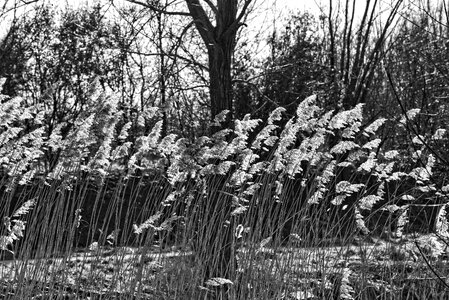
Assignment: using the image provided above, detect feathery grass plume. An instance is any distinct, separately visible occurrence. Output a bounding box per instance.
[308,160,337,204]
[242,182,262,197]
[346,149,365,164]
[411,135,425,145]
[157,134,178,157]
[435,204,449,238]
[416,235,446,259]
[328,104,363,130]
[0,96,22,126]
[375,161,395,180]
[357,152,377,172]
[229,169,252,187]
[399,108,420,125]
[204,277,233,287]
[251,123,279,150]
[157,215,182,232]
[388,171,408,181]
[274,118,300,160]
[339,267,355,299]
[0,124,45,179]
[359,195,383,211]
[316,109,335,128]
[0,199,36,251]
[240,149,259,172]
[249,161,269,175]
[89,136,114,176]
[231,205,247,216]
[165,139,192,185]
[362,138,382,150]
[212,110,230,126]
[251,107,284,150]
[408,166,430,182]
[110,141,132,161]
[0,235,13,251]
[89,109,123,175]
[355,207,370,235]
[228,149,259,187]
[18,170,36,185]
[0,127,23,145]
[162,190,182,206]
[13,199,36,218]
[425,154,435,174]
[63,115,96,162]
[400,194,415,201]
[137,114,146,128]
[432,128,446,140]
[117,121,132,141]
[282,105,334,177]
[19,128,46,157]
[133,212,163,235]
[330,140,359,155]
[342,120,362,139]
[332,182,365,206]
[147,120,164,149]
[331,195,347,206]
[363,118,387,137]
[8,220,26,241]
[213,160,236,176]
[235,115,261,139]
[284,148,306,177]
[46,123,65,152]
[296,94,320,126]
[268,106,286,123]
[395,206,409,238]
[384,150,399,160]
[335,182,365,195]
[226,117,260,158]
[128,120,167,176]
[0,100,46,178]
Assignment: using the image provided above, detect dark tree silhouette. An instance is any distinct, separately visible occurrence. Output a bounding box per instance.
[127,0,253,130]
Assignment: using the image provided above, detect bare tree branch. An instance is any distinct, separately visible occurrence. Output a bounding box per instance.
[0,0,39,19]
[202,0,218,17]
[125,49,208,71]
[235,0,252,25]
[225,0,252,36]
[185,0,215,48]
[125,0,190,16]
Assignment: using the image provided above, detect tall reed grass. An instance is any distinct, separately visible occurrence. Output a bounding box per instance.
[1,95,448,299]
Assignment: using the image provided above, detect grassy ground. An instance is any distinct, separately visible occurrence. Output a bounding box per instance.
[1,234,448,299]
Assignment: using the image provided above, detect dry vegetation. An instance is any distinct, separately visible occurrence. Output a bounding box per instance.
[1,96,449,299]
[1,0,449,299]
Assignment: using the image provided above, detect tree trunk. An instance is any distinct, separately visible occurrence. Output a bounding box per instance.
[181,1,251,286]
[185,0,244,131]
[208,41,234,130]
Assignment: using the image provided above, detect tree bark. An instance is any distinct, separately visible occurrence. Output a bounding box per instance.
[185,0,251,130]
[208,39,234,130]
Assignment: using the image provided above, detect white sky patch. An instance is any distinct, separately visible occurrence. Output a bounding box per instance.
[0,0,396,58]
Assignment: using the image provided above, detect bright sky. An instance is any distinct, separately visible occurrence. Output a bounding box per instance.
[0,0,393,40]
[271,0,322,12]
[41,0,321,16]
